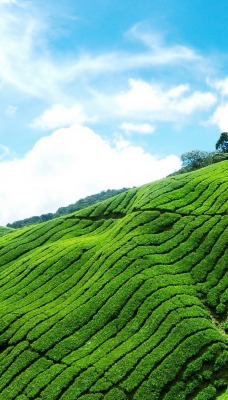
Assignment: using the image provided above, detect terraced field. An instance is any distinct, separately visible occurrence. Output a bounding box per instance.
[0,227,14,237]
[0,161,227,400]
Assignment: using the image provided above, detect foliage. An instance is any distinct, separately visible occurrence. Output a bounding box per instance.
[170,133,228,177]
[216,132,228,153]
[0,161,227,399]
[181,150,213,171]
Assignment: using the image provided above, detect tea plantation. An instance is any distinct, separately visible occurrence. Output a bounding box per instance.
[0,227,14,237]
[0,161,227,399]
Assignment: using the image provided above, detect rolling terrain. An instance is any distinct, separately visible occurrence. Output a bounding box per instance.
[0,161,227,399]
[0,227,14,237]
[7,188,129,229]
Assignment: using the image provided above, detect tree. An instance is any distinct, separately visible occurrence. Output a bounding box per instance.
[181,150,212,171]
[215,132,228,153]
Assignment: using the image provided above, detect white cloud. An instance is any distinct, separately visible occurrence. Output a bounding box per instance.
[117,79,165,114]
[210,77,228,96]
[0,2,83,100]
[31,104,89,130]
[120,122,155,135]
[0,125,181,225]
[167,85,189,98]
[210,103,228,131]
[25,78,215,139]
[116,79,216,120]
[0,2,211,104]
[173,91,217,114]
[128,24,202,65]
[4,105,18,117]
[0,144,13,160]
[0,0,18,4]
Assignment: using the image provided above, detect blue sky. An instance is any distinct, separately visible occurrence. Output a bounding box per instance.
[0,0,227,225]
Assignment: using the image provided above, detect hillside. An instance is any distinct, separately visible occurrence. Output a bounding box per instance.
[0,161,227,400]
[0,226,14,237]
[6,188,129,229]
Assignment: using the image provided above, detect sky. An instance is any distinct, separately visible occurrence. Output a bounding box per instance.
[0,0,228,225]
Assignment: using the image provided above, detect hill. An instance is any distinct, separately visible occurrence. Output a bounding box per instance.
[0,161,227,400]
[6,188,129,229]
[0,226,14,237]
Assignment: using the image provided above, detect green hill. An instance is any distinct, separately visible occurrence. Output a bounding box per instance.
[0,161,227,400]
[7,188,129,229]
[0,226,14,237]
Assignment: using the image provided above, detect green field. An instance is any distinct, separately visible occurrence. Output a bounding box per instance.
[0,226,14,237]
[0,161,227,399]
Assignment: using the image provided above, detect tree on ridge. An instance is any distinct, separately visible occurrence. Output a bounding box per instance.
[215,132,228,153]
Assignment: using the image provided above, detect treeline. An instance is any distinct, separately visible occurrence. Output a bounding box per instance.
[6,133,228,228]
[171,132,228,176]
[7,188,129,229]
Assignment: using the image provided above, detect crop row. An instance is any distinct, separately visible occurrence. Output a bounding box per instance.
[0,162,227,399]
[0,211,226,350]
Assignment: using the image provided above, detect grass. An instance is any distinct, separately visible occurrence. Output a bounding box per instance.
[0,161,227,399]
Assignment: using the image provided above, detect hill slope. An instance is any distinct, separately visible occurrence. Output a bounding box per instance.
[0,226,14,237]
[7,188,129,229]
[0,161,227,400]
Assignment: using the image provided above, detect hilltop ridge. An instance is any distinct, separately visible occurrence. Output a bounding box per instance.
[6,188,129,229]
[0,161,227,400]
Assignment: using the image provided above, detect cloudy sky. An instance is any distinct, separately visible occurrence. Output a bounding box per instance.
[0,0,227,225]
